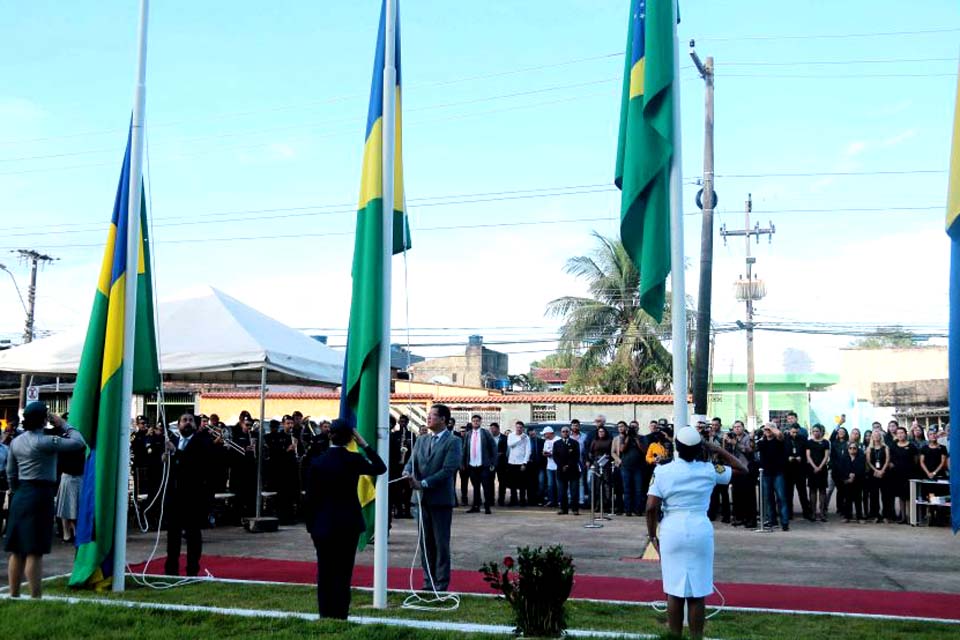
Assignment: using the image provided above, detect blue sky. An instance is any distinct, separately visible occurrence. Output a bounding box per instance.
[0,1,958,375]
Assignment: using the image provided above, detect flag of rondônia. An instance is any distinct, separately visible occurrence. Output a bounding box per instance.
[339,0,411,551]
[69,128,160,589]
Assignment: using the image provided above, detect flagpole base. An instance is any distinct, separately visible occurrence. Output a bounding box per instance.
[242,517,279,533]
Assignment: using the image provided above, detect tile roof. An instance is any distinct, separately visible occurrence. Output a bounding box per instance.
[531,368,571,383]
[435,394,676,405]
[201,392,436,401]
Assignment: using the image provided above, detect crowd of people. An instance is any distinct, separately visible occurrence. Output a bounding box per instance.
[0,408,950,596]
[384,412,953,532]
[123,409,952,533]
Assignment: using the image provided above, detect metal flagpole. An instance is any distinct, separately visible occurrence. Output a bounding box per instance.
[669,0,687,434]
[114,0,150,592]
[374,0,397,610]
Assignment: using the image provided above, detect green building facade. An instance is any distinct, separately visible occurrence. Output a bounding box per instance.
[708,373,841,428]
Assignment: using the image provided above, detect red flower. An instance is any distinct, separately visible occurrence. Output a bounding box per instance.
[503,556,515,569]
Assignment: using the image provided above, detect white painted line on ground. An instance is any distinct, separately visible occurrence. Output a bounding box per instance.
[114,573,960,625]
[14,594,668,639]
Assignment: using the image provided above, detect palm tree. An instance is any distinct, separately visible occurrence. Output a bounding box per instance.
[546,232,677,394]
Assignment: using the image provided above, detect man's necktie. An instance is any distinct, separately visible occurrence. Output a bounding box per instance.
[472,430,479,460]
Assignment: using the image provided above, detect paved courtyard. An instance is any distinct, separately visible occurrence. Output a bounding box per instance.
[25,503,960,596]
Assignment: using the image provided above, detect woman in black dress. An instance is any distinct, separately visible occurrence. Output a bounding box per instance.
[805,425,830,522]
[864,430,891,523]
[888,426,918,524]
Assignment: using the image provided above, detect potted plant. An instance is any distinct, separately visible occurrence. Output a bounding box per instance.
[480,545,575,637]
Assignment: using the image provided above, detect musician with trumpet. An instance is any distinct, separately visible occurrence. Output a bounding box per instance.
[390,415,415,519]
[229,411,258,516]
[265,415,302,524]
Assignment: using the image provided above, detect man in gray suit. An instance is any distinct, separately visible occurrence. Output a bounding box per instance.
[403,403,461,592]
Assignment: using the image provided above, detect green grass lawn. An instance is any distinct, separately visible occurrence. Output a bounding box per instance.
[0,578,952,640]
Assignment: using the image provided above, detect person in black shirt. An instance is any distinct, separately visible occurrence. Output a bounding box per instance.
[805,425,830,522]
[835,443,866,522]
[826,426,849,515]
[920,437,948,480]
[229,414,257,518]
[888,426,918,524]
[864,430,892,523]
[784,424,812,521]
[756,423,789,530]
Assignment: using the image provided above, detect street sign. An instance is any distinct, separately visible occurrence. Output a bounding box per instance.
[26,386,39,403]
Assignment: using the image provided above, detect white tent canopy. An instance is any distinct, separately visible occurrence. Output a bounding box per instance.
[0,286,343,385]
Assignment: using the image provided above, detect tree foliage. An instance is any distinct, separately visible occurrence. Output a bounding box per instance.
[545,232,676,394]
[851,327,921,349]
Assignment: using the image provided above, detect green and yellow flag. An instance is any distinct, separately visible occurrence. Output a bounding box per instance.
[615,0,676,323]
[339,0,411,550]
[69,129,160,589]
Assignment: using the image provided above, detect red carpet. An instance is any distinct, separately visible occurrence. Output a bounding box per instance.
[132,555,960,622]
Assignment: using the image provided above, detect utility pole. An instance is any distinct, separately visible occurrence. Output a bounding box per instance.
[689,40,715,418]
[15,250,57,409]
[720,195,774,430]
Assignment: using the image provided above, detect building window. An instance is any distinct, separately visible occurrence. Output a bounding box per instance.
[531,403,557,423]
[451,407,501,428]
[452,373,458,383]
[768,409,792,427]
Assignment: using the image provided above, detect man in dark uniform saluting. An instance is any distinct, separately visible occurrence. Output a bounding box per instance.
[303,419,386,619]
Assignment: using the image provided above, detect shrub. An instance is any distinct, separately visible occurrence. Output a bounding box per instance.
[480,545,575,637]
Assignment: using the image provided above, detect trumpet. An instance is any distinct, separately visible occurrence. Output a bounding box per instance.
[211,425,248,456]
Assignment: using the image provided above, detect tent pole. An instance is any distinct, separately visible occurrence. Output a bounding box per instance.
[255,365,266,519]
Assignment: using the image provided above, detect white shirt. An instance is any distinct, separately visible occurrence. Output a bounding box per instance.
[468,428,484,467]
[543,438,557,471]
[507,432,530,465]
[178,433,193,451]
[649,459,732,514]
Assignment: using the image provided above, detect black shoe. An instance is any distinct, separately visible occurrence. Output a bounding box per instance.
[781,524,790,531]
[572,510,580,516]
[466,507,480,513]
[557,510,568,515]
[721,517,731,524]
[484,507,492,514]
[625,512,633,517]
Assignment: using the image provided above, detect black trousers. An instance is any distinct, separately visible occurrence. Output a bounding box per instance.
[496,465,508,504]
[313,530,360,619]
[458,467,470,504]
[506,464,527,503]
[165,504,203,576]
[785,465,811,517]
[467,466,493,508]
[557,474,578,513]
[731,473,756,524]
[838,480,863,520]
[708,483,731,521]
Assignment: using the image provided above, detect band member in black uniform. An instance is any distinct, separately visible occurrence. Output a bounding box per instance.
[164,413,214,576]
[265,416,300,523]
[304,420,386,619]
[389,416,414,519]
[229,412,257,517]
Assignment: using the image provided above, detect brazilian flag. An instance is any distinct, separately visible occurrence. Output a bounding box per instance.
[615,0,676,323]
[69,128,160,588]
[338,0,411,550]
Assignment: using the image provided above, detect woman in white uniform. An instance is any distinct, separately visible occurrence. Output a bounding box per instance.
[645,426,748,639]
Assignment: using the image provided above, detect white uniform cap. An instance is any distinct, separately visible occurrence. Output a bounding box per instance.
[676,426,702,447]
[541,426,554,434]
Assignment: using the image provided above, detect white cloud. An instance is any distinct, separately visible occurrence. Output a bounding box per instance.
[880,129,917,148]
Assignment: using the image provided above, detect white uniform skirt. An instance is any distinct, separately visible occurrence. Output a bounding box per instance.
[659,509,715,598]
[55,473,83,520]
